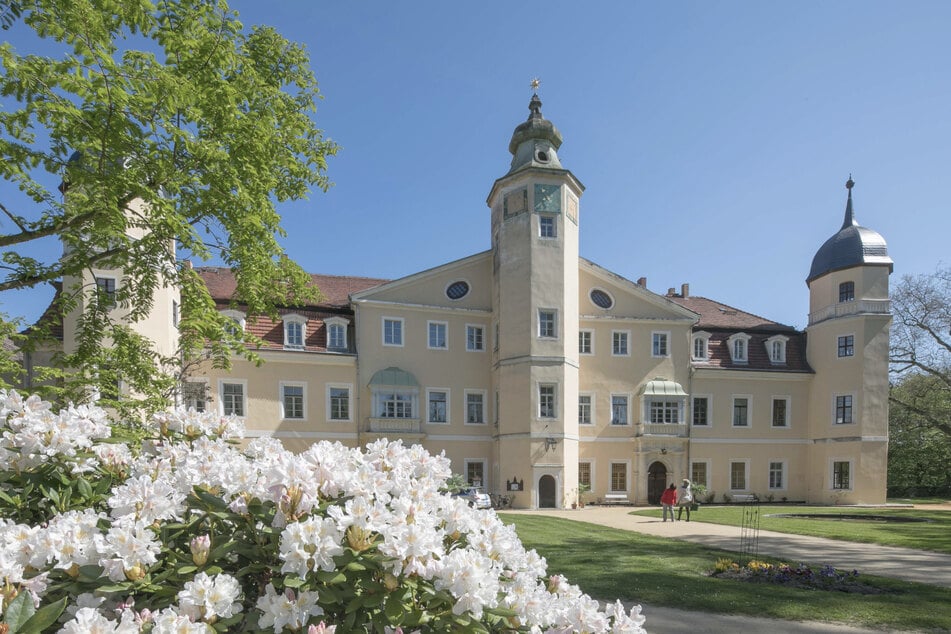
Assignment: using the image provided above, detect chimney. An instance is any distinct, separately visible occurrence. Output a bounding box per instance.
[667,288,676,297]
[681,283,689,298]
[637,277,647,287]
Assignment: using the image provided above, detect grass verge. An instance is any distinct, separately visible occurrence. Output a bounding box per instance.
[501,513,951,632]
[629,505,951,554]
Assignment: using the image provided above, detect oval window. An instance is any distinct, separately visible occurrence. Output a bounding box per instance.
[590,289,613,309]
[446,280,470,300]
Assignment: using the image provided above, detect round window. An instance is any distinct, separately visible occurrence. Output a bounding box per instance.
[590,289,613,309]
[446,280,470,300]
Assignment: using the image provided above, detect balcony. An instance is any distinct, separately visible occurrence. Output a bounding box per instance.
[808,299,890,326]
[367,417,422,435]
[637,422,688,437]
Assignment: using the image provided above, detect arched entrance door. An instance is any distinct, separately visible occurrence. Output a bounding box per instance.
[538,475,557,508]
[647,462,667,505]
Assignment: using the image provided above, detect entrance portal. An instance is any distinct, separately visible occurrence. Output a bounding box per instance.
[538,474,557,508]
[647,462,668,505]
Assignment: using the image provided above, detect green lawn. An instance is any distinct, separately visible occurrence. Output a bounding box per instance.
[630,505,951,554]
[500,514,951,632]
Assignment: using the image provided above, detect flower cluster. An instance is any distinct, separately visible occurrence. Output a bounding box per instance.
[0,390,646,632]
[713,558,861,592]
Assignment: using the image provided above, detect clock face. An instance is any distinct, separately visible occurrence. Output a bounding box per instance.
[534,184,561,213]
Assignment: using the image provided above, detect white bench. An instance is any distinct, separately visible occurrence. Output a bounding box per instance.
[602,494,630,505]
[731,494,757,503]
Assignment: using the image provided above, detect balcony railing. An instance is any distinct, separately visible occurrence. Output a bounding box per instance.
[638,422,688,437]
[367,417,421,434]
[809,299,890,326]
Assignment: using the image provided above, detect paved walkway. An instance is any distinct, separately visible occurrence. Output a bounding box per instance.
[506,506,951,633]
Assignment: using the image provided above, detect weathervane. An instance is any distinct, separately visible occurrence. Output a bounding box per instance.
[530,77,540,94]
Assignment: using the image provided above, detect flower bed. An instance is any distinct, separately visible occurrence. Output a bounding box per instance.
[0,390,646,632]
[710,559,886,594]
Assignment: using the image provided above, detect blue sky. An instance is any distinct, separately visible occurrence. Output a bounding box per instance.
[3,1,950,330]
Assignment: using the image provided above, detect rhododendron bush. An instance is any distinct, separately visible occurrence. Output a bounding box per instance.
[0,391,646,633]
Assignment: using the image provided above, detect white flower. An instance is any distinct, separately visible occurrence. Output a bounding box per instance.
[177,572,243,621]
[151,607,212,633]
[256,584,324,632]
[279,516,345,577]
[57,607,138,633]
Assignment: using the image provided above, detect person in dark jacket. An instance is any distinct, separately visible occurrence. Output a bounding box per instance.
[660,483,677,522]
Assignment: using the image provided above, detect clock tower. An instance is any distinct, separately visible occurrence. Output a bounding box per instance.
[486,89,584,508]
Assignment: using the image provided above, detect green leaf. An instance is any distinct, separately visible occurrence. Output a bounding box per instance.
[177,565,198,575]
[3,592,35,632]
[282,575,305,588]
[76,477,93,498]
[18,597,68,634]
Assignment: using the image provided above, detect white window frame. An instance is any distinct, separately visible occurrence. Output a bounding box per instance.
[647,398,683,424]
[727,332,751,364]
[382,317,404,347]
[218,379,247,418]
[182,378,208,412]
[831,459,853,490]
[578,460,594,489]
[834,393,855,425]
[538,383,557,419]
[466,324,486,352]
[283,314,306,350]
[610,393,630,426]
[464,389,487,425]
[692,395,711,426]
[372,386,418,419]
[690,460,710,489]
[692,331,711,361]
[426,388,450,424]
[95,276,118,309]
[837,333,855,358]
[325,317,349,351]
[538,214,557,239]
[609,461,630,493]
[327,383,352,422]
[279,381,307,420]
[651,331,670,358]
[729,460,749,491]
[768,460,787,491]
[427,320,448,350]
[464,459,488,488]
[771,396,791,428]
[765,334,788,365]
[732,395,752,427]
[612,330,630,356]
[221,309,246,335]
[538,309,557,339]
[579,329,594,355]
[578,392,594,425]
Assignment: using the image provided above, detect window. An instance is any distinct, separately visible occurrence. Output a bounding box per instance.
[692,396,709,426]
[578,394,592,425]
[589,289,613,309]
[428,390,448,423]
[728,333,751,364]
[610,463,627,492]
[769,461,786,490]
[428,321,448,350]
[833,461,851,490]
[466,461,485,487]
[730,461,747,490]
[446,280,470,300]
[835,395,853,424]
[383,318,403,346]
[538,310,556,338]
[732,396,750,427]
[326,318,349,351]
[612,331,629,356]
[651,332,669,357]
[690,462,708,488]
[95,276,117,308]
[692,333,710,361]
[183,381,206,412]
[284,316,305,349]
[771,397,789,427]
[221,381,245,417]
[766,334,788,364]
[579,330,593,355]
[221,310,245,336]
[837,335,854,358]
[611,395,629,425]
[172,300,180,328]
[466,391,485,424]
[539,215,556,238]
[539,385,556,418]
[281,383,305,419]
[578,462,592,488]
[839,281,855,303]
[374,388,416,419]
[466,325,485,351]
[649,400,680,424]
[328,386,351,421]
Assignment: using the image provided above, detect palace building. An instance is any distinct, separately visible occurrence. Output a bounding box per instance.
[40,94,895,508]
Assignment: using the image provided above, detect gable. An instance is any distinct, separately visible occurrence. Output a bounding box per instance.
[351,252,492,311]
[578,259,698,323]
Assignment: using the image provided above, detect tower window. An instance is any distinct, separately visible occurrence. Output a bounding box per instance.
[95,277,117,309]
[538,310,557,338]
[539,215,556,238]
[838,335,854,357]
[835,395,853,424]
[839,281,855,303]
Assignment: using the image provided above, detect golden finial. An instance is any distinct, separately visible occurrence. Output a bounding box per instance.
[530,77,540,94]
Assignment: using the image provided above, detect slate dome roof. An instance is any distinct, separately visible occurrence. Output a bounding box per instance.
[807,179,892,283]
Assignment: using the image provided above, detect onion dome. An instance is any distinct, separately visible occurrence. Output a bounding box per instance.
[506,88,564,174]
[807,178,893,283]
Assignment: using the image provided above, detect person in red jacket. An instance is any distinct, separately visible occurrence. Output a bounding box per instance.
[660,483,677,522]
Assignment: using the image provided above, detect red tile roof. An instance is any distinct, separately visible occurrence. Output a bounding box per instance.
[196,267,388,308]
[668,295,795,331]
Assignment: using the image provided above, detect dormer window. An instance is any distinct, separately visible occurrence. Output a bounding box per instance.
[839,281,855,303]
[692,332,711,361]
[221,310,246,336]
[283,314,306,350]
[765,334,789,365]
[325,317,349,351]
[727,333,751,364]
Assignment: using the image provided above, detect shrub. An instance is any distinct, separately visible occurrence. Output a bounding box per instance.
[0,391,646,632]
